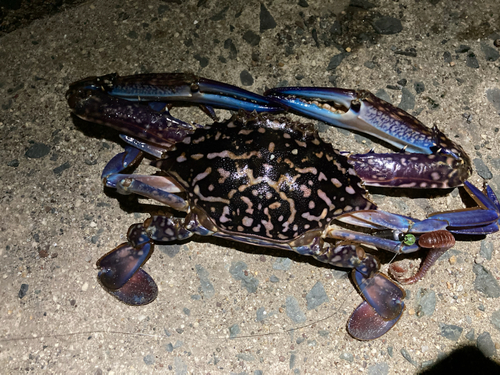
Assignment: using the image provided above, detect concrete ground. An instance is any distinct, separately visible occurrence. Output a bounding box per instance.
[1,0,500,373]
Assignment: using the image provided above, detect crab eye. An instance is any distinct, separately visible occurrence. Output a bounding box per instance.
[392,230,405,242]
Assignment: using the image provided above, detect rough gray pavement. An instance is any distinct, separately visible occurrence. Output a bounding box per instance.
[1,0,500,373]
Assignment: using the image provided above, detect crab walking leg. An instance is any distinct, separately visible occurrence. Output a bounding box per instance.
[97,211,214,305]
[348,272,405,341]
[105,174,188,211]
[202,226,406,339]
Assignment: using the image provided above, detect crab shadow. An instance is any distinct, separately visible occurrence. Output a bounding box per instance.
[418,345,500,375]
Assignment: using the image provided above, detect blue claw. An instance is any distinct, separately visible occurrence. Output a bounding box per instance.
[265,87,442,153]
[69,73,284,114]
[265,87,472,188]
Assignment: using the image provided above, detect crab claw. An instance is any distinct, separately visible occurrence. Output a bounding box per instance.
[265,87,472,188]
[265,87,448,153]
[348,271,405,340]
[68,73,284,116]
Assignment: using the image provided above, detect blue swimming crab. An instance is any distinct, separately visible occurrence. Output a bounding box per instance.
[66,73,500,340]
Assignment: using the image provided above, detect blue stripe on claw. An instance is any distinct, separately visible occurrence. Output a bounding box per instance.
[265,87,440,153]
[81,73,284,113]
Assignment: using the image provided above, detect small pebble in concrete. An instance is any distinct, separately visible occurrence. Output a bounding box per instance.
[481,43,499,61]
[18,284,29,299]
[223,38,237,60]
[398,88,415,111]
[157,243,184,258]
[327,53,346,71]
[53,161,71,175]
[273,257,292,270]
[143,354,155,365]
[375,89,392,104]
[340,352,354,362]
[269,275,280,283]
[480,240,494,260]
[400,348,418,367]
[194,54,209,68]
[7,159,19,167]
[477,332,497,357]
[196,264,215,299]
[414,81,425,94]
[229,261,259,293]
[289,352,296,369]
[240,70,254,86]
[364,61,376,69]
[440,323,463,341]
[210,5,228,21]
[491,309,500,332]
[466,52,479,68]
[486,88,500,111]
[371,16,403,35]
[286,296,306,323]
[256,307,267,322]
[368,362,389,375]
[465,328,475,341]
[306,281,328,310]
[455,45,471,53]
[473,158,492,179]
[443,51,452,63]
[243,30,260,46]
[25,142,50,158]
[394,48,417,57]
[236,352,255,361]
[415,288,436,317]
[259,4,276,32]
[229,323,240,339]
[318,330,329,337]
[473,264,500,298]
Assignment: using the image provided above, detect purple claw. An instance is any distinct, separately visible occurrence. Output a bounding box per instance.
[105,268,158,306]
[348,152,470,189]
[347,300,404,340]
[67,88,196,147]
